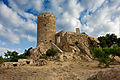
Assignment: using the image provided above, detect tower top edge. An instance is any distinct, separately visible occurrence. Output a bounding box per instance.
[38,12,55,17]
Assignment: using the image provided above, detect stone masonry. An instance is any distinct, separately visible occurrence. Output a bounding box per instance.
[37,12,56,47]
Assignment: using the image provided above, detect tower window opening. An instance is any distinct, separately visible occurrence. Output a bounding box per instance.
[50,40,52,42]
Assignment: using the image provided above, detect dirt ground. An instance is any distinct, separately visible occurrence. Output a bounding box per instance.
[0,60,120,80]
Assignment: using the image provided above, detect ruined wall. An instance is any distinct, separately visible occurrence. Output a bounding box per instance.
[37,12,56,47]
[76,28,80,34]
[0,59,34,68]
[58,32,90,51]
[55,32,94,59]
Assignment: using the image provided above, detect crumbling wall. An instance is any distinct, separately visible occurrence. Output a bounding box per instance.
[56,32,89,51]
[55,31,95,59]
[0,59,34,68]
[18,59,33,65]
[0,62,20,68]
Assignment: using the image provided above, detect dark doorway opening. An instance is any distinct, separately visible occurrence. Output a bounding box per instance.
[13,64,17,67]
[26,61,30,64]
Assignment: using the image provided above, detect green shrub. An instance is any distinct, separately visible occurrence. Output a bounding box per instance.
[93,44,120,68]
[46,48,57,57]
[111,44,120,57]
[93,47,111,68]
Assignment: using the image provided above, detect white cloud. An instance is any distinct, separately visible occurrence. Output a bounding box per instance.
[0,3,37,44]
[81,0,120,37]
[8,0,37,21]
[81,0,105,12]
[0,3,24,27]
[8,0,44,13]
[21,34,36,42]
[0,24,20,44]
[50,0,83,32]
[57,12,82,32]
[0,41,6,46]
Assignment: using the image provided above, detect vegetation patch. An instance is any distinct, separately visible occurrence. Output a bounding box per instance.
[0,47,32,64]
[93,44,120,68]
[98,34,120,48]
[46,48,57,57]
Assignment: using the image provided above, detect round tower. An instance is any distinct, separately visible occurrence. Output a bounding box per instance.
[37,12,56,47]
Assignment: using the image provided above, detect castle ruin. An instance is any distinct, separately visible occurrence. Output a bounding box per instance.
[30,12,99,61]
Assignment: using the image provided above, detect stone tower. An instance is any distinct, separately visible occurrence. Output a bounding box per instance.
[37,12,56,47]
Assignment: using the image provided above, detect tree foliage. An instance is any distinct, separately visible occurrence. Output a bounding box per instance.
[23,47,32,56]
[4,50,27,62]
[0,47,33,64]
[98,34,119,48]
[4,50,18,59]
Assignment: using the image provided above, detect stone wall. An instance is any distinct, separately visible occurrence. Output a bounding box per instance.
[18,59,33,65]
[0,62,20,68]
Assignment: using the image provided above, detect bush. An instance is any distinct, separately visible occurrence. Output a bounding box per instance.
[0,56,4,64]
[0,56,10,64]
[93,44,120,68]
[46,48,57,57]
[94,48,110,67]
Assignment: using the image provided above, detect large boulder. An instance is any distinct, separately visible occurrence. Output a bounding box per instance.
[88,36,100,46]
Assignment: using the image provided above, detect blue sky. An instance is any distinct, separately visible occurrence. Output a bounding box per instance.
[0,0,120,56]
